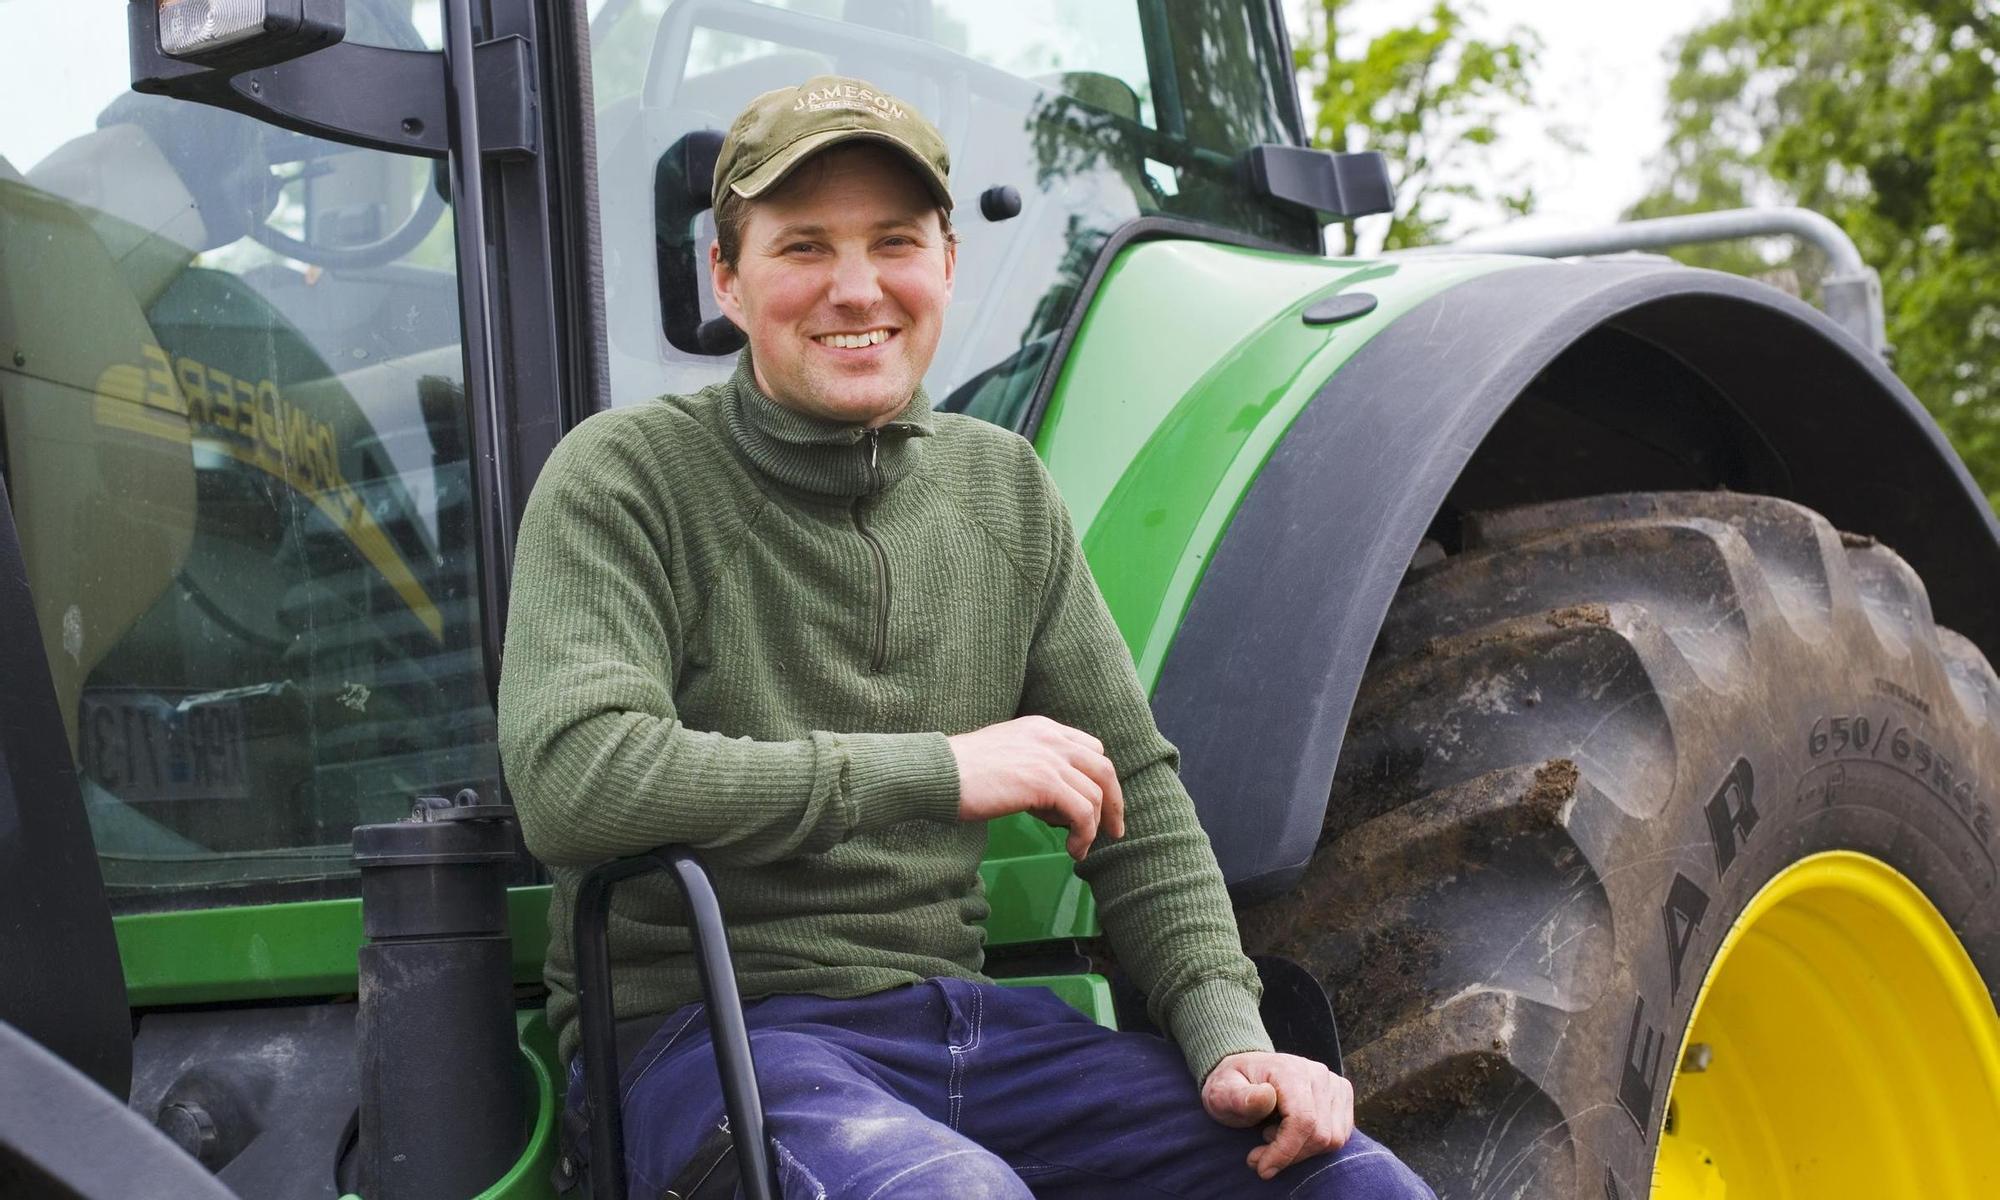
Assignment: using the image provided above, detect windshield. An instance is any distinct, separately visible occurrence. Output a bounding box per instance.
[587,0,1314,426]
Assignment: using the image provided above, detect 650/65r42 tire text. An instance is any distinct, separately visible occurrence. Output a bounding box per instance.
[1240,492,2000,1199]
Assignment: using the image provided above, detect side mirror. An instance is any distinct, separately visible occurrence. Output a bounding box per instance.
[1241,145,1396,222]
[131,0,345,76]
[654,129,747,357]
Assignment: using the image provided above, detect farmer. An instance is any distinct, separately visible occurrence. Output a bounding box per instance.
[499,74,1432,1199]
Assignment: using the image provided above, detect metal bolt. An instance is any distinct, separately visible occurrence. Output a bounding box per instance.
[11,350,23,367]
[156,1100,222,1167]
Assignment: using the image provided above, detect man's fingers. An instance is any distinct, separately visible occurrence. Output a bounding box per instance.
[1253,1118,1319,1178]
[1099,756,1125,838]
[1206,1054,1354,1180]
[1069,748,1124,840]
[1046,723,1125,837]
[1256,1103,1317,1178]
[1012,719,1126,844]
[1058,762,1103,810]
[1049,782,1099,860]
[1327,1073,1355,1148]
[1064,756,1122,839]
[1206,1077,1277,1128]
[1251,1070,1344,1179]
[1048,721,1104,756]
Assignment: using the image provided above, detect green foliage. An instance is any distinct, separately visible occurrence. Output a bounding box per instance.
[1632,0,2000,511]
[1292,1,1559,253]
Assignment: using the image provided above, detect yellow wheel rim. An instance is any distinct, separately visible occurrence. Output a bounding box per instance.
[1651,851,2000,1199]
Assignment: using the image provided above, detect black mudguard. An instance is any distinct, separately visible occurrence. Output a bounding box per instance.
[1155,259,2000,901]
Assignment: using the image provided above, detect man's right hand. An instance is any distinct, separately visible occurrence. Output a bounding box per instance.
[947,716,1125,861]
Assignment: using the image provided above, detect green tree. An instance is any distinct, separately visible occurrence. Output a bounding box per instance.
[1631,0,2000,510]
[1292,0,1557,253]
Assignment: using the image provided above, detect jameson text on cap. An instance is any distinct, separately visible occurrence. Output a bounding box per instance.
[712,75,953,213]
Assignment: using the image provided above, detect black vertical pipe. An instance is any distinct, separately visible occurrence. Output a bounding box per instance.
[575,847,778,1200]
[662,846,778,1198]
[354,805,524,1198]
[573,860,639,1200]
[441,0,515,701]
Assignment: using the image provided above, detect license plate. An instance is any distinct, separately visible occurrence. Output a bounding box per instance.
[80,688,249,802]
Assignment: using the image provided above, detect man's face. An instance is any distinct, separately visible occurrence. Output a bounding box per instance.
[711,144,956,427]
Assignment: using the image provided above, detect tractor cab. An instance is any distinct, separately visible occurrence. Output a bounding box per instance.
[0,2,1366,1197]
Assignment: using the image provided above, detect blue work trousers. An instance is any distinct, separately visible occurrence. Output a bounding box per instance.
[571,977,1435,1199]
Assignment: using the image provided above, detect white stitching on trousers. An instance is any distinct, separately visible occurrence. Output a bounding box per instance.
[946,985,985,1131]
[1287,1149,1395,1197]
[621,1005,704,1105]
[773,1135,828,1200]
[860,1148,988,1200]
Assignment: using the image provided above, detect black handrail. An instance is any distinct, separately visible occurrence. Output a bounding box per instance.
[573,846,778,1200]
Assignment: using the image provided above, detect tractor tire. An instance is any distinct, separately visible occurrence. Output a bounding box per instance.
[1237,492,2000,1198]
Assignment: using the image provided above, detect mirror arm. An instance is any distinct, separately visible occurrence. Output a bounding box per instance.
[128,4,536,161]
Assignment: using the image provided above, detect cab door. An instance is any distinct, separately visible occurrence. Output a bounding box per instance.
[0,0,585,913]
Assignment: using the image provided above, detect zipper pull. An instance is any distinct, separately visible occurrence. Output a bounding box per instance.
[867,428,881,472]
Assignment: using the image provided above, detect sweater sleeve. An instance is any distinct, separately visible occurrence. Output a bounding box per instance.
[497,415,962,869]
[1015,459,1273,1082]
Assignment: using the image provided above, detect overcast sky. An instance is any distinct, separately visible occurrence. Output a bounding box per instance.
[1298,0,1734,240]
[5,1,1731,245]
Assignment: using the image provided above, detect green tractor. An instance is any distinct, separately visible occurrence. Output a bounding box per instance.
[3,1,1996,1197]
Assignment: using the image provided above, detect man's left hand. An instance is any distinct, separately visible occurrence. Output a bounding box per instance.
[1200,1051,1354,1180]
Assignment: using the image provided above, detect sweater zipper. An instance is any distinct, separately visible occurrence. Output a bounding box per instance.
[854,429,890,673]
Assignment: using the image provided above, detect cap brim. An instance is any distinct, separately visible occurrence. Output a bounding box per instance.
[729,127,953,211]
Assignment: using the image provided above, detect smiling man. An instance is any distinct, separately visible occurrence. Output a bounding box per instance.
[499,76,1433,1199]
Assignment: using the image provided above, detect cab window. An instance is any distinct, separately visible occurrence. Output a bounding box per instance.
[585,0,1312,426]
[0,1,497,910]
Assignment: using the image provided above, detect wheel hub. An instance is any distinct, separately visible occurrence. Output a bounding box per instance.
[1652,851,2000,1198]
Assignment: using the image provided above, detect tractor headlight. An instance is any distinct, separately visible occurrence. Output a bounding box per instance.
[158,0,271,59]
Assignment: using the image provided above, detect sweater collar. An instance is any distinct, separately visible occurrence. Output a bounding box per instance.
[722,350,936,498]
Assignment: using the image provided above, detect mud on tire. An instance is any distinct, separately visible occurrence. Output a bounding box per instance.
[1238,492,2000,1198]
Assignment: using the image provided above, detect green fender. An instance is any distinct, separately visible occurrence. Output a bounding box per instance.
[1037,243,2000,901]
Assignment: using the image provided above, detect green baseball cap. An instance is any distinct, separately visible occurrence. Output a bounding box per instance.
[712,75,953,213]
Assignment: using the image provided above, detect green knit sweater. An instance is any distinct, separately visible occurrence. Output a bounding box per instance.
[498,352,1271,1080]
